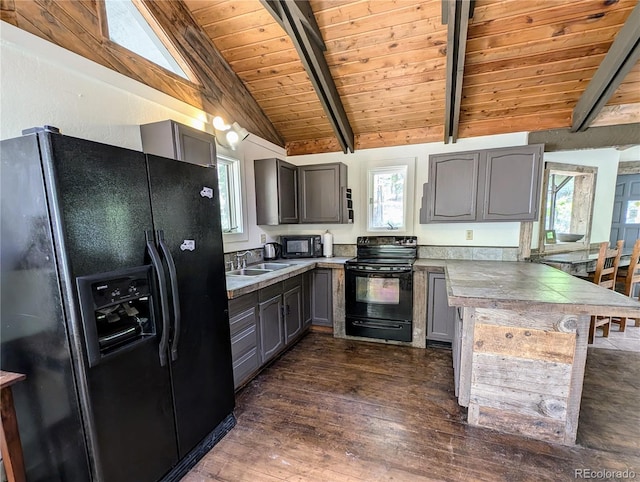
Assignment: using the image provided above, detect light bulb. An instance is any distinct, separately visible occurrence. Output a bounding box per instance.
[213,116,229,131]
[226,130,239,145]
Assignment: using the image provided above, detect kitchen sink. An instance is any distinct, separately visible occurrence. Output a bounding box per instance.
[226,268,272,277]
[252,262,291,270]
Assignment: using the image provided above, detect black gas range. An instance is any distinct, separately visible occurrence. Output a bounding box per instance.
[345,236,417,342]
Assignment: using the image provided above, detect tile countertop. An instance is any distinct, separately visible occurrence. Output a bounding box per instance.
[537,248,633,265]
[443,260,640,318]
[225,257,351,299]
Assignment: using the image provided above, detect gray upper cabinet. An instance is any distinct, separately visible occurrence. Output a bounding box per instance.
[299,163,348,223]
[422,144,543,223]
[140,120,216,166]
[254,158,299,225]
[480,145,543,221]
[427,152,480,222]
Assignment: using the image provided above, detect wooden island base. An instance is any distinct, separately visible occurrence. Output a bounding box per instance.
[443,260,640,446]
[456,308,589,445]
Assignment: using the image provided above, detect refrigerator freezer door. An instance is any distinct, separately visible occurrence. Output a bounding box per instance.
[45,134,179,481]
[146,155,235,458]
[0,134,91,481]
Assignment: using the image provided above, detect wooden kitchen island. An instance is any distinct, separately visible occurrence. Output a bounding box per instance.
[445,260,640,445]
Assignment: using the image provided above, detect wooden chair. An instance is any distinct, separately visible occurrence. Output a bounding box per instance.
[611,238,640,331]
[588,240,624,344]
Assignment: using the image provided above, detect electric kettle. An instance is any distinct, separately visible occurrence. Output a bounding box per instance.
[263,242,281,260]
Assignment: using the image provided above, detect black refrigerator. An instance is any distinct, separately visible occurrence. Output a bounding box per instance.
[0,129,235,481]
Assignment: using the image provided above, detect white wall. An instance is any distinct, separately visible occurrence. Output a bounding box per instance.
[0,23,283,253]
[288,133,528,246]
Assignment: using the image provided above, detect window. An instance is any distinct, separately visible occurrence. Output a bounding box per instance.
[102,0,191,80]
[367,165,408,231]
[626,200,640,224]
[217,156,243,235]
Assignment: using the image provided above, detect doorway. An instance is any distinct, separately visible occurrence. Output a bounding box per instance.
[610,173,640,248]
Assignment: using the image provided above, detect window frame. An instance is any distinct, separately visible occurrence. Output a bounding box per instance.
[365,158,415,234]
[97,0,197,83]
[538,162,597,254]
[217,153,248,244]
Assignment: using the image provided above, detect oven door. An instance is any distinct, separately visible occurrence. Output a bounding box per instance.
[345,264,413,322]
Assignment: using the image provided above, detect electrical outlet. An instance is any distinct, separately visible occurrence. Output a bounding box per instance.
[465,230,473,241]
[260,234,266,244]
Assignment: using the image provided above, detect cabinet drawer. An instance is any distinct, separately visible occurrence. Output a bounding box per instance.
[283,274,302,291]
[231,324,258,361]
[230,306,257,337]
[229,292,258,318]
[233,348,259,389]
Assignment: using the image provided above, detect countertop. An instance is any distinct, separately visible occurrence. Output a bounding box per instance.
[225,257,351,299]
[444,260,640,317]
[537,248,633,265]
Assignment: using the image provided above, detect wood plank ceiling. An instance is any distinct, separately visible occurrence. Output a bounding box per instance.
[185,0,639,156]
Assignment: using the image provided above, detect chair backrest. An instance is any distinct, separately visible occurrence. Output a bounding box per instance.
[623,238,640,296]
[592,240,623,290]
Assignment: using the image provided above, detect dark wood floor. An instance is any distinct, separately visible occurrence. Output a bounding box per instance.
[183,332,640,481]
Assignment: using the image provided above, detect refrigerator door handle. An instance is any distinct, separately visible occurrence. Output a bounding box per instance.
[146,230,170,367]
[157,230,181,362]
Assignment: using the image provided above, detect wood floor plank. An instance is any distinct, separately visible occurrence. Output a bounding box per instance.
[186,333,640,481]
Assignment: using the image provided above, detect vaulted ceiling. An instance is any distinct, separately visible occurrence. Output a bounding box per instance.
[184,0,640,155]
[2,0,639,156]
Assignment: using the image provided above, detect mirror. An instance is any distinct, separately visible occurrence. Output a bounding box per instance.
[538,162,597,253]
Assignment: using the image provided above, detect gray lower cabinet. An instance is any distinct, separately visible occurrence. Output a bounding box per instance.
[421,144,543,223]
[283,278,302,343]
[311,268,333,326]
[426,272,456,343]
[229,292,259,389]
[258,274,309,365]
[302,271,312,328]
[140,119,216,166]
[258,287,285,364]
[254,158,299,225]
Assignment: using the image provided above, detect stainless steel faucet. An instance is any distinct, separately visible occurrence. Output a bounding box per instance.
[235,251,251,269]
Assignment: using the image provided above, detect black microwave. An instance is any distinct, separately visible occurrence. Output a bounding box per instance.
[281,235,322,258]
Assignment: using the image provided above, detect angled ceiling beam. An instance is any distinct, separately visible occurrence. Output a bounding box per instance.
[261,0,355,153]
[571,3,640,132]
[443,0,474,144]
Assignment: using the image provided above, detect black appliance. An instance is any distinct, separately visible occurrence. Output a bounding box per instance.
[345,236,417,342]
[281,234,322,258]
[0,129,235,482]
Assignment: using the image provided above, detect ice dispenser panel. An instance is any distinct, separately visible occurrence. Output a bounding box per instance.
[77,266,157,367]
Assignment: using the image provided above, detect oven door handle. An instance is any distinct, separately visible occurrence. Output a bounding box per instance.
[346,265,413,274]
[351,320,406,330]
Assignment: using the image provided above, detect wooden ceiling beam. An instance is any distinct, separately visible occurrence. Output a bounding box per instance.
[528,123,640,151]
[260,0,355,153]
[443,0,474,144]
[571,3,640,132]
